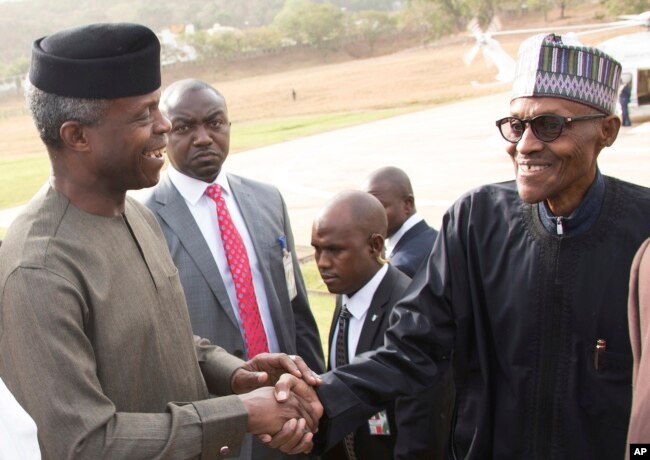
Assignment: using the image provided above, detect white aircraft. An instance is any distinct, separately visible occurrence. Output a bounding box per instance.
[464,12,650,115]
[598,30,650,116]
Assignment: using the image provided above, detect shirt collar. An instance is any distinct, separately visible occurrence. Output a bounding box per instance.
[168,166,231,205]
[387,212,423,253]
[538,168,605,236]
[341,264,389,319]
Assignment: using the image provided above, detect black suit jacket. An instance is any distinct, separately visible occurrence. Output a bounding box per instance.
[390,219,438,278]
[324,265,453,460]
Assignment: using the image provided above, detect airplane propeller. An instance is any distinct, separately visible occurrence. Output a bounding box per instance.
[463,15,515,83]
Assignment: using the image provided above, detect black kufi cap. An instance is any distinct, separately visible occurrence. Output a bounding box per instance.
[29,23,161,99]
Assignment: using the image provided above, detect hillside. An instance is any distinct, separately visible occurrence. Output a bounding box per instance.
[0,0,285,62]
[0,3,639,161]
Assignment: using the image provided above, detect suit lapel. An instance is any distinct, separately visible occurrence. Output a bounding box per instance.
[227,175,268,266]
[155,174,240,329]
[391,220,427,255]
[327,297,344,370]
[355,268,395,354]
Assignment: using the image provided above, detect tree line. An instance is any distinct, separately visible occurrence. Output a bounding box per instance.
[0,0,645,79]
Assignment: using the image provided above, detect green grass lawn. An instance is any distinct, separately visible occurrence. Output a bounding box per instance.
[0,154,50,209]
[300,259,335,364]
[230,108,412,152]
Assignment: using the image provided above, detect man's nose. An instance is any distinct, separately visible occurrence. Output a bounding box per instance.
[516,124,543,156]
[154,110,171,134]
[315,252,330,269]
[193,125,212,145]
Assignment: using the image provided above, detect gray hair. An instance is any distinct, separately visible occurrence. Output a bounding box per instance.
[24,80,110,149]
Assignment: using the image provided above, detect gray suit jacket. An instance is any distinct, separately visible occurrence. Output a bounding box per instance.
[144,172,325,460]
[145,172,324,370]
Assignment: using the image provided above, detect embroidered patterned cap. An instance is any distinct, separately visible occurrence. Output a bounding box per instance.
[511,33,622,114]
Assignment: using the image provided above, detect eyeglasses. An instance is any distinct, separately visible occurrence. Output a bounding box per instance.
[495,114,606,143]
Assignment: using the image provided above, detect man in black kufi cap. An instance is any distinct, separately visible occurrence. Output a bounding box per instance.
[0,23,321,459]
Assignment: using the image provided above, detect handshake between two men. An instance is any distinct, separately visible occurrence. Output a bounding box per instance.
[231,352,324,455]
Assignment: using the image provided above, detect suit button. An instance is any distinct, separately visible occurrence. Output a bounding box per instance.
[220,446,230,456]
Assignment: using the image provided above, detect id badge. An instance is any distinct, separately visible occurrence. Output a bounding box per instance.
[367,410,390,436]
[283,250,298,301]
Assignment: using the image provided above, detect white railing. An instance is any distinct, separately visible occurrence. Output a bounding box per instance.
[0,74,25,96]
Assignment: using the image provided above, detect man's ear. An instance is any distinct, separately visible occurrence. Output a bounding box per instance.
[403,194,415,214]
[59,121,91,152]
[599,114,621,149]
[368,232,385,257]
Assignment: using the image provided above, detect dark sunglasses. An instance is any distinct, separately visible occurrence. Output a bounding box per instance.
[495,114,606,143]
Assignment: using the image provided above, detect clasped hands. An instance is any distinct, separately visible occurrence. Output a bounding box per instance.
[231,353,323,455]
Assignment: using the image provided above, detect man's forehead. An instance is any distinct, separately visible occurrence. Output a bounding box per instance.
[106,89,162,113]
[166,88,226,115]
[366,180,400,197]
[315,205,353,229]
[509,96,592,116]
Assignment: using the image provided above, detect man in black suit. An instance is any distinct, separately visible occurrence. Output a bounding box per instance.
[363,166,438,277]
[311,190,448,459]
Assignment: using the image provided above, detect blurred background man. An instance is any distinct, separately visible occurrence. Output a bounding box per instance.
[363,166,438,278]
[627,237,650,453]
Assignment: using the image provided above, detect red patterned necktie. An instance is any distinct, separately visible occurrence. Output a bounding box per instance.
[206,184,269,358]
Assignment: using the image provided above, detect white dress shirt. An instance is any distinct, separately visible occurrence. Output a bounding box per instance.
[0,377,41,460]
[330,264,389,369]
[385,212,424,257]
[168,166,280,354]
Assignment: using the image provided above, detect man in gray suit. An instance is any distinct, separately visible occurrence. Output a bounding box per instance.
[144,79,325,459]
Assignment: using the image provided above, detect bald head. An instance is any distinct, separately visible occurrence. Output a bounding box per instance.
[160,78,225,115]
[312,191,387,295]
[363,166,415,238]
[316,190,387,238]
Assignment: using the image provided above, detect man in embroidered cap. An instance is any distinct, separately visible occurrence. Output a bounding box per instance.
[0,23,322,459]
[311,33,650,459]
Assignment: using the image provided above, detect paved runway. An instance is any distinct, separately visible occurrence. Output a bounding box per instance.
[2,91,649,250]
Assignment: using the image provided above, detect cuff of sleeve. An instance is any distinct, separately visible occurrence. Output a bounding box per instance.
[201,348,247,396]
[193,395,248,459]
[314,373,374,452]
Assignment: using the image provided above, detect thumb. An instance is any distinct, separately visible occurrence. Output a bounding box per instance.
[232,368,269,394]
[274,373,297,402]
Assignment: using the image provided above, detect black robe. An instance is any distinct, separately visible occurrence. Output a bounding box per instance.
[316,177,650,459]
